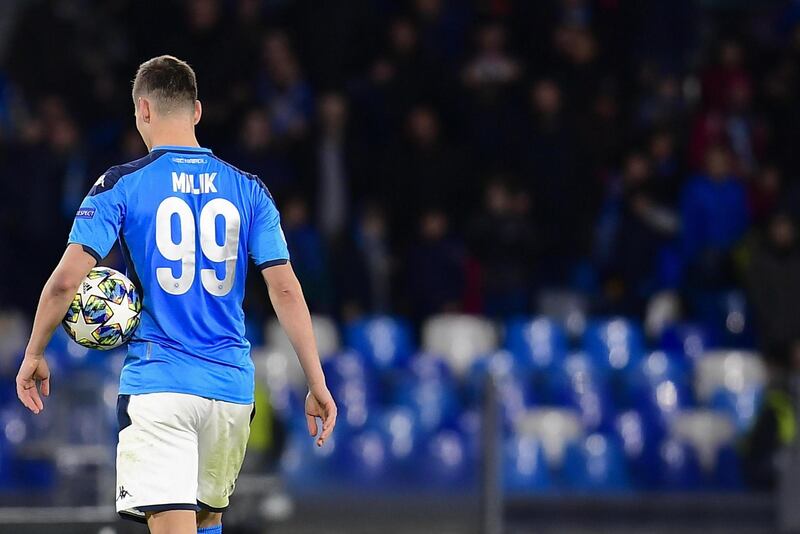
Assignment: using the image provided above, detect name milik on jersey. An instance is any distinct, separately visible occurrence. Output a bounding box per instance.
[171,172,217,194]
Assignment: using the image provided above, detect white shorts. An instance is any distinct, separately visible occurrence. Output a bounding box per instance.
[115,392,253,522]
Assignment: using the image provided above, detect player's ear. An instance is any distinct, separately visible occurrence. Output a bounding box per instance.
[139,97,152,123]
[193,100,202,126]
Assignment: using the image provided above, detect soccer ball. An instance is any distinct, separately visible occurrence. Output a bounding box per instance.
[61,267,142,350]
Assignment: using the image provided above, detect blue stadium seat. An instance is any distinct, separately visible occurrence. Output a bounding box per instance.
[407,353,455,383]
[630,351,689,386]
[0,447,16,490]
[612,410,657,488]
[670,409,737,490]
[710,386,763,435]
[717,291,755,347]
[12,457,56,490]
[280,429,339,490]
[503,435,552,493]
[627,354,693,432]
[45,327,91,372]
[536,289,588,339]
[0,381,18,407]
[374,406,423,485]
[418,429,472,489]
[563,434,631,492]
[392,374,461,435]
[659,323,713,366]
[323,350,377,397]
[515,408,584,471]
[279,389,308,436]
[505,317,567,372]
[583,318,645,373]
[457,409,482,465]
[334,391,372,435]
[650,438,702,490]
[323,351,378,434]
[694,290,756,349]
[345,316,414,373]
[713,444,744,490]
[0,404,54,448]
[547,352,614,432]
[623,351,692,410]
[695,350,766,406]
[340,429,390,485]
[422,314,498,377]
[466,351,535,427]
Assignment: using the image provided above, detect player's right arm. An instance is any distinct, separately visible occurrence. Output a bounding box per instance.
[248,179,336,446]
[17,245,96,413]
[17,170,125,414]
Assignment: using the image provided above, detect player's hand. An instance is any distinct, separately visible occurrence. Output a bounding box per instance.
[305,384,337,447]
[16,354,50,415]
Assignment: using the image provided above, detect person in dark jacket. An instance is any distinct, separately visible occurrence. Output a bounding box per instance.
[743,342,799,490]
[747,212,800,357]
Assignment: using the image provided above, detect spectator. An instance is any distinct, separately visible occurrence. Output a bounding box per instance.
[690,40,765,173]
[743,341,800,490]
[405,208,466,321]
[521,78,586,280]
[680,145,748,288]
[553,26,602,115]
[746,212,800,354]
[636,73,687,131]
[386,106,467,234]
[170,0,249,146]
[462,22,521,90]
[701,40,751,113]
[461,21,522,167]
[281,195,333,313]
[414,0,470,63]
[748,164,782,225]
[595,152,678,314]
[225,108,294,200]
[361,17,444,139]
[335,204,393,321]
[648,129,684,205]
[308,93,353,243]
[257,31,314,143]
[468,178,537,317]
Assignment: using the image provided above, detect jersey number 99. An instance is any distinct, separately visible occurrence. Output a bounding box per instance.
[155,197,241,297]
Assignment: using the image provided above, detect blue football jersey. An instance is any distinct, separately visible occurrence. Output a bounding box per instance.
[68,145,289,404]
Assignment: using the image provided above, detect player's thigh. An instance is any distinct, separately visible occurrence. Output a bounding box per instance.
[196,400,253,511]
[146,509,197,534]
[116,393,202,519]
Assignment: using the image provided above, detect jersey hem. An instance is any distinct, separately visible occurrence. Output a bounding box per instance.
[117,386,254,405]
[257,258,290,270]
[68,242,102,263]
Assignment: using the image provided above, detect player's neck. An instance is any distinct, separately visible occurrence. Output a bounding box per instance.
[148,126,201,151]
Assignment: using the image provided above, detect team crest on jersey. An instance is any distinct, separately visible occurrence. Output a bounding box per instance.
[76,207,96,219]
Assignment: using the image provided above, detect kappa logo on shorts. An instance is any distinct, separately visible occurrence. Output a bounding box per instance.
[117,485,132,501]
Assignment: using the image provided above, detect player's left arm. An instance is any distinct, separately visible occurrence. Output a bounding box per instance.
[16,245,96,414]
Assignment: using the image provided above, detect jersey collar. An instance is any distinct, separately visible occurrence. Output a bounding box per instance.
[151,145,213,154]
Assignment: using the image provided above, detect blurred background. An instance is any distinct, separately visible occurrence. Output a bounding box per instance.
[1,0,800,532]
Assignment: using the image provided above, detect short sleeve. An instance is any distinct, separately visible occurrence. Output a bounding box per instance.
[67,172,126,262]
[249,181,290,270]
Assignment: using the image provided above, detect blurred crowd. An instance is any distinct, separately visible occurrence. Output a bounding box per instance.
[2,0,800,364]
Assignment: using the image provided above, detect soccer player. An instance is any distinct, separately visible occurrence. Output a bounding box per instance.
[15,55,337,534]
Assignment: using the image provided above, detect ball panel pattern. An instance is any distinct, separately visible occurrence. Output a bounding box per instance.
[61,267,142,350]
